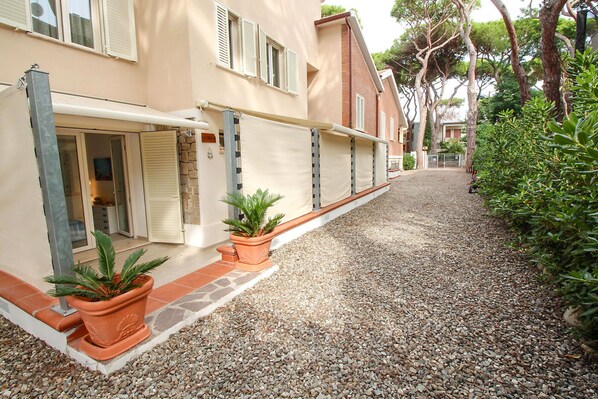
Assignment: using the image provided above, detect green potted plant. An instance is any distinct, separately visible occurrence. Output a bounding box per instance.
[221,189,284,271]
[45,230,169,360]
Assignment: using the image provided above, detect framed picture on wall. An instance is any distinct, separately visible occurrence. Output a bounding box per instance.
[94,158,113,181]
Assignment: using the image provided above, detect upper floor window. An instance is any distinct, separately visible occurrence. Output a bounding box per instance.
[389,117,395,141]
[0,0,137,61]
[355,94,365,131]
[266,39,282,88]
[379,111,386,139]
[214,2,298,94]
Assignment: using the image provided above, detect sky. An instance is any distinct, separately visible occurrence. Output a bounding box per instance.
[327,0,541,120]
[329,0,539,54]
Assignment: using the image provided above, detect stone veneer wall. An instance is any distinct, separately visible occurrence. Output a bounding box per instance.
[178,131,200,224]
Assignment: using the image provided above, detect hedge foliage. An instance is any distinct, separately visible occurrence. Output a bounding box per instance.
[474,51,598,341]
[403,153,416,170]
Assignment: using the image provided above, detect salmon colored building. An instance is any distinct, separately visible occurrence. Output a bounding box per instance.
[378,69,408,171]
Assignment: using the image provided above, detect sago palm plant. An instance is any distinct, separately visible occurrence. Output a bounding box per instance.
[45,230,169,301]
[221,189,284,237]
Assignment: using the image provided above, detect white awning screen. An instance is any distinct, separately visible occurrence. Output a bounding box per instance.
[355,139,374,193]
[51,92,208,129]
[239,115,313,223]
[375,142,387,186]
[320,132,351,207]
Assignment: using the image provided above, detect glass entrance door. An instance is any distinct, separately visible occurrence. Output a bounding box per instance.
[57,134,91,250]
[110,137,133,237]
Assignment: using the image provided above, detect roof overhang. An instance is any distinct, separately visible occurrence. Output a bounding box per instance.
[0,84,208,130]
[315,12,384,93]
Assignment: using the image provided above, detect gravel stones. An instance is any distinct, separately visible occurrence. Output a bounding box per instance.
[1,169,597,398]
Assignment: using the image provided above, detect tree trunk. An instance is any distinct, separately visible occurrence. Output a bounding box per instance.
[540,0,568,117]
[454,0,479,171]
[490,0,532,104]
[415,73,427,169]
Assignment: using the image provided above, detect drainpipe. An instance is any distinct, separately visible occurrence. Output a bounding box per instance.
[346,18,353,129]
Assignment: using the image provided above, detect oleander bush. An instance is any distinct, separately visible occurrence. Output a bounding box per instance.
[474,50,598,341]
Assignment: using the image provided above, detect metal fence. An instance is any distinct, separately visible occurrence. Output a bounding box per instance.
[427,153,465,168]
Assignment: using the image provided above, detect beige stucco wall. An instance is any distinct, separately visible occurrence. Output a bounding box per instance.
[186,0,320,119]
[307,24,343,124]
[140,0,195,112]
[0,24,146,105]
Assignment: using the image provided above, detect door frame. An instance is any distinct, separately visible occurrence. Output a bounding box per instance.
[56,129,95,253]
[110,136,134,237]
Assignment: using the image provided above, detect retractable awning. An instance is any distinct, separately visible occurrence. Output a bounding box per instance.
[203,101,387,144]
[0,84,208,129]
[51,92,209,129]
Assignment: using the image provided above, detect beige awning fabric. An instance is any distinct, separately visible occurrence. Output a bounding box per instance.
[375,142,387,186]
[239,114,313,223]
[355,139,374,193]
[52,92,209,129]
[320,131,352,207]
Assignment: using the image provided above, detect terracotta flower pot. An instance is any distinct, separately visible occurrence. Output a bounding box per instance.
[67,275,153,348]
[230,232,274,265]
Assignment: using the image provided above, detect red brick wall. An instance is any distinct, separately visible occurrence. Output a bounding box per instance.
[379,79,403,157]
[341,24,378,137]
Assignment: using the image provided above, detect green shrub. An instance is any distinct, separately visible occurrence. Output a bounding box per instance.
[474,50,598,341]
[440,138,465,154]
[403,153,415,170]
[221,189,285,237]
[45,231,169,301]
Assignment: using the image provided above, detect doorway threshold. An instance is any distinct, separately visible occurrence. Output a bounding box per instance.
[74,237,151,264]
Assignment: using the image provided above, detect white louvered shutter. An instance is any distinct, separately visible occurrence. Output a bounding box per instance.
[258,26,267,82]
[241,19,257,77]
[215,2,229,67]
[0,0,31,31]
[102,0,137,61]
[379,112,386,139]
[286,49,298,94]
[140,131,184,244]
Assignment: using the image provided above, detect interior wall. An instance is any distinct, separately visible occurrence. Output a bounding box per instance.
[85,134,116,205]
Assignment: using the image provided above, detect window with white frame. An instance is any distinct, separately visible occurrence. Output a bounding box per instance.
[258,27,298,93]
[214,1,298,93]
[266,38,282,88]
[356,94,365,131]
[0,0,137,60]
[399,127,405,143]
[390,117,395,141]
[379,112,386,139]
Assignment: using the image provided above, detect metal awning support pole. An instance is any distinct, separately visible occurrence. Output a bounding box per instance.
[25,68,76,315]
[223,109,240,220]
[311,128,321,211]
[372,142,376,186]
[386,144,389,182]
[351,137,356,195]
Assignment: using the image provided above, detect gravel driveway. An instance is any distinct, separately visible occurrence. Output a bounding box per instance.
[1,169,597,398]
